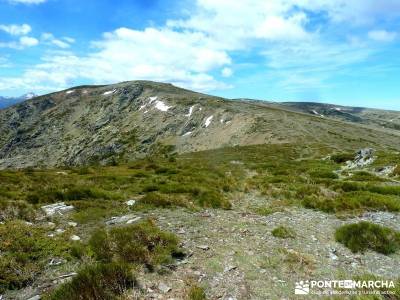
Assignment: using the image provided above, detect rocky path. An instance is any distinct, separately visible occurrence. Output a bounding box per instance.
[127,191,400,299]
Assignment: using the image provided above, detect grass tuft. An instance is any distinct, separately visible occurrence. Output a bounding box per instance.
[335,221,400,254]
[271,226,296,239]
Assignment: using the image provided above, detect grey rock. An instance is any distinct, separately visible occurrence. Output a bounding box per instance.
[345,148,375,169]
[41,202,74,216]
[106,214,140,225]
[196,245,210,251]
[158,282,171,293]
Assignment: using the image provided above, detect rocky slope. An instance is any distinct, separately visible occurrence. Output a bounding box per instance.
[1,81,400,169]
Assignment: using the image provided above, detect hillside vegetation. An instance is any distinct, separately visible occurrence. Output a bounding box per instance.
[1,143,400,299]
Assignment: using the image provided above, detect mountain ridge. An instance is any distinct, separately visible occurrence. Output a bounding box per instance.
[1,80,400,169]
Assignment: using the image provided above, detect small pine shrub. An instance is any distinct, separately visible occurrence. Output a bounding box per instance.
[335,221,400,254]
[48,262,136,300]
[271,226,295,239]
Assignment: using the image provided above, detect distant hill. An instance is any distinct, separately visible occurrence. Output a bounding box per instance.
[1,81,400,169]
[277,102,400,131]
[0,93,37,109]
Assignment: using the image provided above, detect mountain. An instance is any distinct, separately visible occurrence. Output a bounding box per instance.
[277,101,400,131]
[1,80,400,169]
[0,92,37,109]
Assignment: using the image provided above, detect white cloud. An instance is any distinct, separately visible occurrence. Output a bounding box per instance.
[8,0,47,4]
[19,36,39,47]
[41,32,73,48]
[1,0,397,95]
[368,30,397,42]
[62,37,75,44]
[0,24,31,36]
[221,67,233,77]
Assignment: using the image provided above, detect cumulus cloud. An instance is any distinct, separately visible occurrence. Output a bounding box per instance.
[0,24,31,35]
[368,30,397,42]
[1,0,398,94]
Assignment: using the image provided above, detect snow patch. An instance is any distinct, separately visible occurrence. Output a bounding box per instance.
[139,104,146,111]
[154,100,171,112]
[312,110,324,117]
[182,131,192,136]
[103,89,116,96]
[186,105,195,117]
[220,119,224,124]
[204,115,213,127]
[66,90,75,94]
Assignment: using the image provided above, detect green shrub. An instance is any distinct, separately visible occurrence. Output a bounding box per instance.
[367,185,400,196]
[0,221,69,292]
[88,220,181,266]
[140,192,187,208]
[335,222,400,254]
[26,187,117,204]
[331,152,354,164]
[349,171,384,182]
[393,165,400,176]
[187,284,207,300]
[272,226,295,239]
[309,169,339,180]
[196,191,231,209]
[0,200,36,222]
[303,191,400,213]
[48,262,136,300]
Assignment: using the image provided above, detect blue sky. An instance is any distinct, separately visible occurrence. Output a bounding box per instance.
[0,0,400,109]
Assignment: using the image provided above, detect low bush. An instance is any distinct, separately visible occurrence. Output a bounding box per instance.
[140,192,188,208]
[196,191,231,209]
[0,200,36,222]
[335,221,400,254]
[26,187,118,204]
[331,152,355,164]
[0,221,69,292]
[309,170,339,180]
[303,191,400,213]
[349,171,384,182]
[187,284,207,300]
[272,226,295,239]
[88,220,181,267]
[393,165,400,177]
[48,262,136,300]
